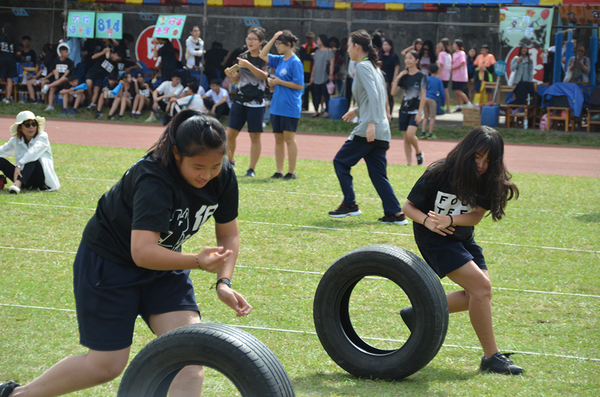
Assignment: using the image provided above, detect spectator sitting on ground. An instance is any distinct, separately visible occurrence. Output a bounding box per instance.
[168,81,205,120]
[85,44,120,110]
[202,78,230,120]
[59,74,86,116]
[43,43,75,112]
[131,71,152,119]
[0,110,60,194]
[16,35,36,65]
[115,71,135,120]
[146,69,183,123]
[26,43,54,103]
[95,72,120,119]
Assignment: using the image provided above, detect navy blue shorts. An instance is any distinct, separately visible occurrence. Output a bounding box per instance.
[417,238,487,279]
[73,241,199,351]
[227,101,265,133]
[442,80,449,89]
[452,81,466,91]
[399,112,417,131]
[271,114,299,133]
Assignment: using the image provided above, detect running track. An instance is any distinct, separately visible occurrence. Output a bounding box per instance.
[2,116,599,178]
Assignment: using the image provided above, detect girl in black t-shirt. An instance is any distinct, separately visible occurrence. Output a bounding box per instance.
[379,39,400,116]
[402,126,523,375]
[392,50,426,166]
[0,110,252,397]
[224,27,268,177]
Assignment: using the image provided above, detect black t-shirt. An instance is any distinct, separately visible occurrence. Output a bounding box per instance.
[0,35,16,63]
[82,39,103,68]
[83,153,239,266]
[158,40,178,73]
[18,49,37,64]
[407,167,491,247]
[233,51,267,106]
[88,57,117,79]
[398,70,427,113]
[50,57,74,79]
[380,53,399,85]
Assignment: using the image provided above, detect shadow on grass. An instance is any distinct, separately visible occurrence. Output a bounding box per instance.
[292,366,475,396]
[573,214,600,223]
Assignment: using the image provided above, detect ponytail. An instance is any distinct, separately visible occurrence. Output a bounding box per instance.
[350,29,381,69]
[150,109,227,168]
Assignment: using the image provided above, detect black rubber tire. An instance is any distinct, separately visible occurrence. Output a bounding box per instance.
[313,245,448,380]
[117,323,295,397]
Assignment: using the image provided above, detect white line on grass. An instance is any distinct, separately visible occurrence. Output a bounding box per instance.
[7,203,600,254]
[1,303,598,362]
[2,246,599,299]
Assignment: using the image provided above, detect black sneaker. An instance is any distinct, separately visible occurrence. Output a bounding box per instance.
[378,213,409,225]
[0,381,20,397]
[271,172,284,179]
[328,204,361,218]
[107,115,115,120]
[416,151,424,166]
[400,307,414,332]
[420,131,426,139]
[427,132,434,139]
[244,169,255,177]
[283,173,297,180]
[95,111,103,119]
[480,352,524,375]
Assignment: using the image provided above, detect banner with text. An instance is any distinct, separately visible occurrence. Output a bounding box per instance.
[67,11,96,39]
[153,15,187,39]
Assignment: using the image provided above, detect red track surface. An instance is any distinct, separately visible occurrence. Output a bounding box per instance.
[2,116,599,177]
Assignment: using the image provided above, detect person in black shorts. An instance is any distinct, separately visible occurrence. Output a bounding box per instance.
[43,43,75,112]
[402,126,523,375]
[224,27,269,177]
[0,110,252,396]
[0,23,18,103]
[392,50,426,166]
[85,40,120,109]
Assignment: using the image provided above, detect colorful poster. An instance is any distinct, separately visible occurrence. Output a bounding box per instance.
[67,11,95,39]
[559,5,600,26]
[499,7,554,50]
[96,13,123,40]
[153,15,187,40]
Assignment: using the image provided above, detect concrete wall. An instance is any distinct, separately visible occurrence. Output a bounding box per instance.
[0,5,500,60]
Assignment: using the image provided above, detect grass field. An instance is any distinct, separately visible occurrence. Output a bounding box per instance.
[1,143,599,396]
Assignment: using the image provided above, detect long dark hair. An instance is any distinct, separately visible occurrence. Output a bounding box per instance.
[2,23,17,50]
[350,29,380,69]
[425,126,519,221]
[379,39,395,59]
[422,40,437,64]
[150,110,227,168]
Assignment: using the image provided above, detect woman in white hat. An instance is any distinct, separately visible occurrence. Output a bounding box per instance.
[0,110,60,194]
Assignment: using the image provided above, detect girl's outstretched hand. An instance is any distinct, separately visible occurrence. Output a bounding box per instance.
[195,247,232,273]
[217,287,253,317]
[425,211,455,236]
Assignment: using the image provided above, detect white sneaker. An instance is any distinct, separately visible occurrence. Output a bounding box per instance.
[9,185,20,194]
[145,114,157,122]
[87,103,96,110]
[44,105,54,111]
[41,84,50,94]
[2,98,10,104]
